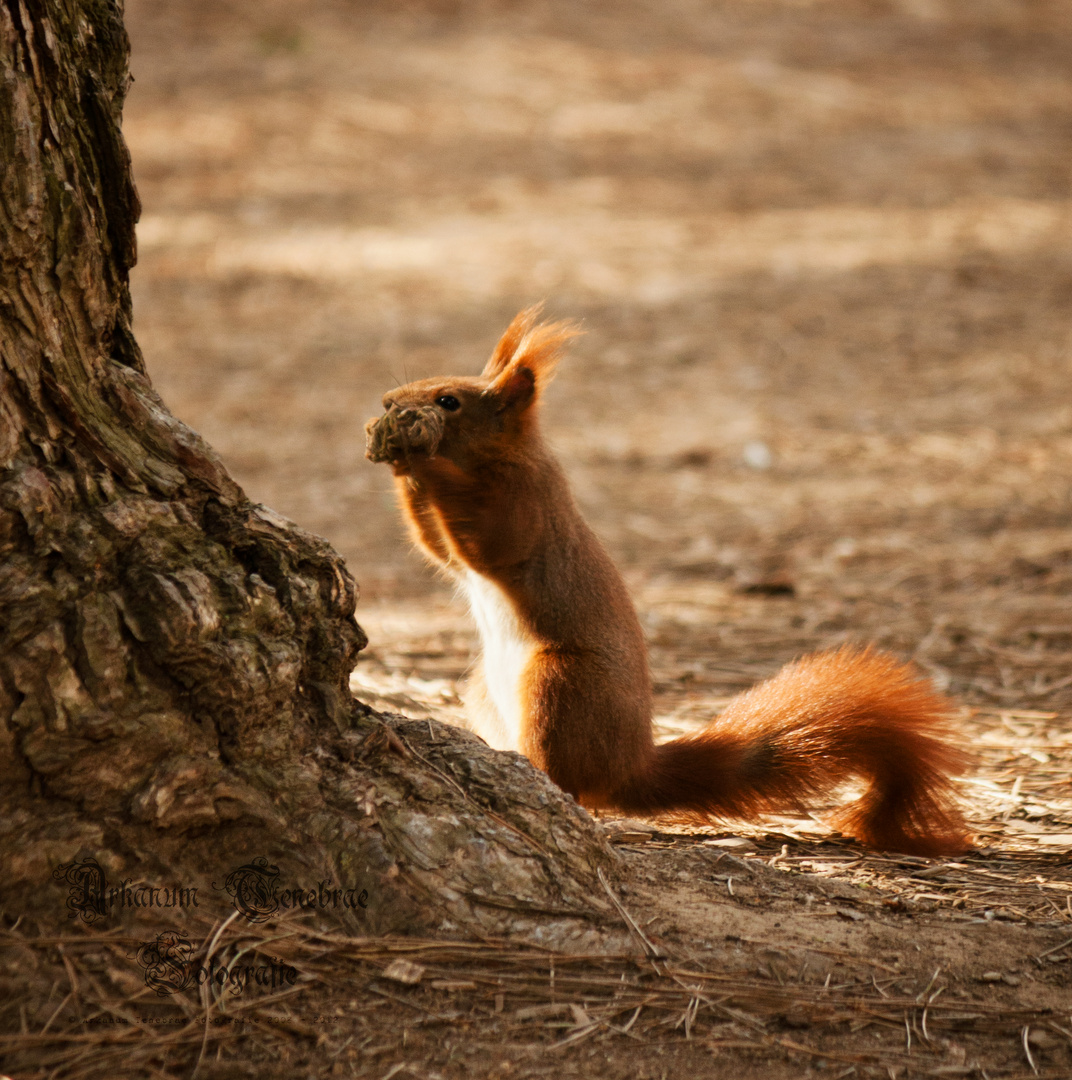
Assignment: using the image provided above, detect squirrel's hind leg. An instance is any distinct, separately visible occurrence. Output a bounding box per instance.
[519,648,654,805]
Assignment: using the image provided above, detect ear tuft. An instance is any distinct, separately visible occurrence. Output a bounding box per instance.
[483,304,544,378]
[482,303,582,386]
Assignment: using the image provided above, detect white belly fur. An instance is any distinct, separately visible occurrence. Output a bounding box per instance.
[461,570,533,752]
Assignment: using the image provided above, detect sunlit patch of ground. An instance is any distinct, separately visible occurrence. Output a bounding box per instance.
[350,592,1072,864]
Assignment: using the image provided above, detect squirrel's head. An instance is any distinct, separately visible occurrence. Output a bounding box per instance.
[366,304,580,471]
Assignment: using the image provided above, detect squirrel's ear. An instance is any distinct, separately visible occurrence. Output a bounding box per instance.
[482,305,582,401]
[483,303,545,379]
[488,363,536,412]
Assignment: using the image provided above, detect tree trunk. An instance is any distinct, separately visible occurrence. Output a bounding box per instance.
[0,0,612,941]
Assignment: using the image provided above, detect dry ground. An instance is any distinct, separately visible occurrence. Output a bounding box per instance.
[6,0,1072,1077]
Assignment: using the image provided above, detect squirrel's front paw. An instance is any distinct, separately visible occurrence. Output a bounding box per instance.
[365,406,445,465]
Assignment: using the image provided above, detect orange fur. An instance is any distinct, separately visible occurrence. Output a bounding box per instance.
[365,309,971,855]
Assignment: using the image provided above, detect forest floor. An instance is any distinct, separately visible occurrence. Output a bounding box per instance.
[15,0,1072,1077]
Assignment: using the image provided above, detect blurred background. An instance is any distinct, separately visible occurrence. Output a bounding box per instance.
[124,0,1072,745]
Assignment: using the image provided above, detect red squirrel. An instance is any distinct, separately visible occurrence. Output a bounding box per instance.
[365,306,970,855]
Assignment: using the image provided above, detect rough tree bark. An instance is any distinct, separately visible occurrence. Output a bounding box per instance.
[0,0,612,941]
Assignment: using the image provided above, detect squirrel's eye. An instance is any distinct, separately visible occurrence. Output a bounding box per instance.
[435,394,461,411]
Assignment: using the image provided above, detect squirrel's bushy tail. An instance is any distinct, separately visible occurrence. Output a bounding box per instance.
[612,646,970,855]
